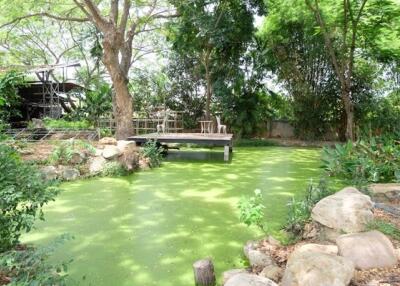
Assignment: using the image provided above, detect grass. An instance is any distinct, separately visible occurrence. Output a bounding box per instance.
[367,219,400,240]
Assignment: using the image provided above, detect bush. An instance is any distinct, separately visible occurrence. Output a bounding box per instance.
[0,144,59,252]
[141,140,163,168]
[367,219,400,241]
[0,235,73,286]
[322,137,400,183]
[101,161,128,177]
[285,179,334,236]
[238,189,266,231]
[42,118,92,130]
[50,140,95,165]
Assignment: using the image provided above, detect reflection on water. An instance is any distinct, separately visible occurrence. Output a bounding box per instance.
[166,150,230,162]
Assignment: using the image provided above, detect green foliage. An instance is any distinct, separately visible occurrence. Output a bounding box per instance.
[50,140,95,165]
[0,144,59,252]
[285,179,333,236]
[0,234,73,286]
[101,161,128,177]
[42,118,92,130]
[0,71,25,122]
[80,83,112,126]
[238,189,266,231]
[141,140,162,168]
[322,137,400,183]
[367,219,400,241]
[234,138,278,147]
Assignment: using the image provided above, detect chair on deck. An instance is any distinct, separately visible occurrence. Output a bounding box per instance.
[156,112,169,133]
[216,116,227,134]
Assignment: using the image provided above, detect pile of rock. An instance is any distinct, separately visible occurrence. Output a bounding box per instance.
[222,187,400,286]
[89,137,141,175]
[40,137,142,181]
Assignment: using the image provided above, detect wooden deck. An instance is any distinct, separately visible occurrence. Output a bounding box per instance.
[128,133,233,161]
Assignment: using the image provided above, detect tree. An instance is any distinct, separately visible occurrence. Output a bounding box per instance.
[168,0,262,119]
[1,0,176,139]
[305,0,397,140]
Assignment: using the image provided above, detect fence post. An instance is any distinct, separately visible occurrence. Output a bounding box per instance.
[193,258,216,286]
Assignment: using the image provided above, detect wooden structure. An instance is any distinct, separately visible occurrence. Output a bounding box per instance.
[99,111,184,135]
[193,259,216,286]
[128,132,233,161]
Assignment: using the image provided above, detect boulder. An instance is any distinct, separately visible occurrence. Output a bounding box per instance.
[282,249,354,286]
[311,187,373,233]
[248,249,274,268]
[89,156,107,175]
[336,230,397,270]
[102,145,121,160]
[99,137,117,145]
[118,143,139,171]
[259,265,283,282]
[117,140,136,150]
[292,243,338,258]
[61,168,80,181]
[225,273,278,286]
[368,183,400,203]
[396,248,400,261]
[69,152,85,165]
[243,240,259,259]
[41,166,58,180]
[222,269,248,285]
[139,158,151,170]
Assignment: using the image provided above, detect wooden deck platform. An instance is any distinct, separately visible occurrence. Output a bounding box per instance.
[128,133,233,161]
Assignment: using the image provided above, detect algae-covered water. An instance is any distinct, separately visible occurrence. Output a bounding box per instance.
[23,147,321,286]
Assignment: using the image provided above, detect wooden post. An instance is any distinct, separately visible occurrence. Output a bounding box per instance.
[224,145,230,161]
[193,259,216,286]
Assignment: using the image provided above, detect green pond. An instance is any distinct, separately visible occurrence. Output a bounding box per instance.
[23,147,322,286]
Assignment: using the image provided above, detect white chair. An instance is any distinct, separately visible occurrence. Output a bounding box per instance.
[216,116,227,134]
[156,112,169,133]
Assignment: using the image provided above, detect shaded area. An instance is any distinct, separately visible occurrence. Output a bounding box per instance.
[23,147,321,286]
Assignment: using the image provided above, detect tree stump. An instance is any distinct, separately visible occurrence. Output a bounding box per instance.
[193,258,216,286]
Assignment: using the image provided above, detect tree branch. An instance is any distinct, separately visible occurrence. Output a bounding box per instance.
[0,12,88,29]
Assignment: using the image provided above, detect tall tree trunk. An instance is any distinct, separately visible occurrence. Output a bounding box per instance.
[342,89,354,141]
[205,64,212,120]
[102,36,134,139]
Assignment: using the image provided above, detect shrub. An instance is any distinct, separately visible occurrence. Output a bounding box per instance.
[50,140,95,165]
[0,235,73,286]
[101,161,128,177]
[141,140,163,168]
[238,189,266,232]
[322,137,400,183]
[0,144,59,252]
[285,179,334,236]
[367,219,400,241]
[42,118,92,130]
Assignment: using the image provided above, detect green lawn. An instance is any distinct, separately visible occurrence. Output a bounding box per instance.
[23,147,322,286]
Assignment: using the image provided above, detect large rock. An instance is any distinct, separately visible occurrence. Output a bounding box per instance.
[292,243,338,257]
[259,265,283,282]
[99,137,117,145]
[282,248,354,286]
[222,269,248,285]
[102,145,121,160]
[311,187,373,233]
[40,166,58,180]
[69,152,85,165]
[61,168,80,181]
[368,183,400,203]
[89,156,107,175]
[118,142,139,171]
[243,240,259,259]
[336,230,397,270]
[225,273,278,286]
[248,249,274,268]
[117,140,136,150]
